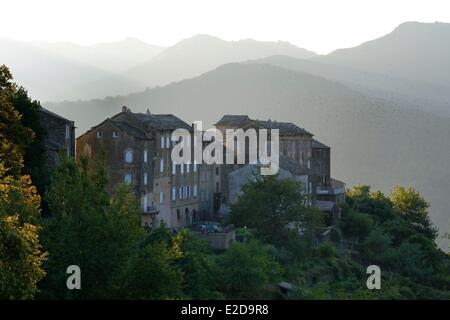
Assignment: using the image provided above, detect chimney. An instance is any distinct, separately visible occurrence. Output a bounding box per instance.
[146,108,151,115]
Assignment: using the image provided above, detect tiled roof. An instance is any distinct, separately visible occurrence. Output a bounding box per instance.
[133,113,192,131]
[79,109,193,140]
[331,178,346,188]
[312,139,329,149]
[255,120,313,137]
[214,115,313,136]
[215,115,250,127]
[40,107,73,123]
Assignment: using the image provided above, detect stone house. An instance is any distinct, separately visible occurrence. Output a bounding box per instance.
[213,115,345,221]
[311,139,345,222]
[222,157,309,212]
[76,106,202,229]
[39,107,75,167]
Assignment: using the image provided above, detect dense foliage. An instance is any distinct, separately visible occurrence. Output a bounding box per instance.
[0,65,47,299]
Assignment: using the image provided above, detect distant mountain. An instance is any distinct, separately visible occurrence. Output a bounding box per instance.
[318,22,450,88]
[0,37,142,101]
[35,38,165,73]
[122,34,317,87]
[1,34,316,101]
[47,63,450,247]
[249,55,450,117]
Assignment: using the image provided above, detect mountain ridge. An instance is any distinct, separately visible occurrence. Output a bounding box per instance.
[122,34,317,87]
[318,21,450,88]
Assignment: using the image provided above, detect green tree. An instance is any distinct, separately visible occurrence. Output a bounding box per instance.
[363,227,392,265]
[340,207,373,242]
[173,229,221,299]
[0,214,47,299]
[216,240,281,299]
[11,87,49,197]
[230,175,322,246]
[40,155,143,299]
[390,186,438,240]
[119,240,183,299]
[346,185,395,223]
[0,164,47,299]
[389,241,433,280]
[0,65,33,176]
[0,65,47,299]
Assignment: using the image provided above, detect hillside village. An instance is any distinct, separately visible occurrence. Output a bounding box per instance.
[41,105,345,248]
[2,18,450,300]
[2,57,449,300]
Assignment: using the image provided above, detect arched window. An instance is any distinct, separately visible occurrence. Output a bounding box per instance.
[124,148,133,163]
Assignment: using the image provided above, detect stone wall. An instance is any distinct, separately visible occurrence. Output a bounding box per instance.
[193,229,236,250]
[39,109,75,168]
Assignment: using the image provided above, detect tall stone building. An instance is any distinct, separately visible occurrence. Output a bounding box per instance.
[214,115,345,220]
[39,107,75,166]
[76,106,202,229]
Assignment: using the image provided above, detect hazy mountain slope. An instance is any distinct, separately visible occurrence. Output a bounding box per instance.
[318,21,450,88]
[0,37,142,101]
[35,38,165,73]
[249,55,450,117]
[47,63,450,247]
[122,34,317,87]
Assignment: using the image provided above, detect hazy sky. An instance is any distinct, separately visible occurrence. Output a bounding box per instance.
[1,0,450,54]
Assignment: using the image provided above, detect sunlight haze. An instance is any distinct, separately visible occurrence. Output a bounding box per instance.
[1,0,450,53]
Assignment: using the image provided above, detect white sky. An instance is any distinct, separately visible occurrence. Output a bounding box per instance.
[1,0,450,54]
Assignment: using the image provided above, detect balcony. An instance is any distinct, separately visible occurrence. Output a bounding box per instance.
[316,185,345,195]
[316,185,332,195]
[142,205,159,215]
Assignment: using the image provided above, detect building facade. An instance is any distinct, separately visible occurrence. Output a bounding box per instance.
[39,107,75,167]
[213,115,345,221]
[76,109,344,229]
[76,106,201,229]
